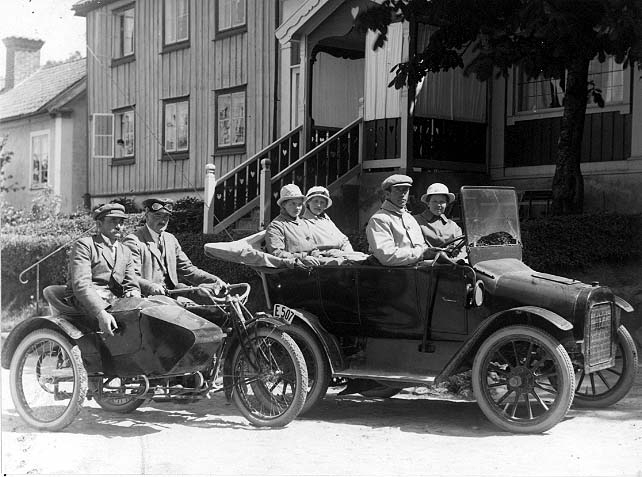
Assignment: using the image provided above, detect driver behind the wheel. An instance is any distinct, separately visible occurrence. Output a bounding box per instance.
[414,183,466,260]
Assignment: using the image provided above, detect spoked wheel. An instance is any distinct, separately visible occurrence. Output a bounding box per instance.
[282,324,331,415]
[573,325,639,408]
[94,377,147,413]
[230,328,308,427]
[472,325,575,434]
[10,329,87,431]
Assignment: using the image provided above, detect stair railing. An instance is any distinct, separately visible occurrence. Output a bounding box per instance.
[18,224,96,314]
[207,126,302,234]
[267,116,362,219]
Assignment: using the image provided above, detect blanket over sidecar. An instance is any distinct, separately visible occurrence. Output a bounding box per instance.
[76,296,225,377]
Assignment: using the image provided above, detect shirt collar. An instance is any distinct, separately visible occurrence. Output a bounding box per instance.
[100,234,117,248]
[302,209,325,220]
[145,224,160,243]
[421,210,448,224]
[381,200,407,216]
[277,212,302,223]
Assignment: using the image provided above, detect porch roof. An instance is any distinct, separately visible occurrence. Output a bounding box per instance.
[277,0,347,45]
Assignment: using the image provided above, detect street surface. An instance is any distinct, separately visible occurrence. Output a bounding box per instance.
[2,368,641,476]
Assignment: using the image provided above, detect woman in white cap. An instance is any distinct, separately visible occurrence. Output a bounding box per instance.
[302,186,353,255]
[265,184,321,265]
[414,182,463,253]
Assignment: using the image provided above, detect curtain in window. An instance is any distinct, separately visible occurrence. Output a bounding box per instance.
[414,24,486,122]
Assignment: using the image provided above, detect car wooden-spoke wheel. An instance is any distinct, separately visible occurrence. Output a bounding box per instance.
[573,325,638,408]
[472,325,574,434]
[10,329,87,431]
[283,324,331,414]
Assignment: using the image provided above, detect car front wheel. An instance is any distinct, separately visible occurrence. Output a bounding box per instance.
[573,325,638,408]
[472,325,575,434]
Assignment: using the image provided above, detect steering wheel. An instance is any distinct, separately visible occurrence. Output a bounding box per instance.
[441,235,466,258]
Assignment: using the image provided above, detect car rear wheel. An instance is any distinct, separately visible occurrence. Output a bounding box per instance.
[472,325,575,434]
[283,324,331,415]
[573,325,638,408]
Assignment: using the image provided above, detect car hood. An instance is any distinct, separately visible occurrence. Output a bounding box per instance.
[473,258,611,321]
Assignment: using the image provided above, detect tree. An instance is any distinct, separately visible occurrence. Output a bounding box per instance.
[357,0,642,214]
[0,135,25,193]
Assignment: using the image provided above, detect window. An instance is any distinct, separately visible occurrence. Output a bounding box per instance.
[30,131,49,188]
[92,114,114,158]
[114,5,135,59]
[216,88,246,150]
[163,98,189,158]
[114,108,135,160]
[164,0,189,46]
[514,55,628,115]
[217,0,246,34]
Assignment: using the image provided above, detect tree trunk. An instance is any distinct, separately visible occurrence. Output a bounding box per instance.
[551,57,589,215]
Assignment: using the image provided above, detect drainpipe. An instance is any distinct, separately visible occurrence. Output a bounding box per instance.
[273,0,280,142]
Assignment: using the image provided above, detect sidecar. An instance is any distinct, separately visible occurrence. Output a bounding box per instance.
[1,295,225,431]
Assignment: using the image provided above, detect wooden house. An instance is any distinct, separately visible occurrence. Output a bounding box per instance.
[0,37,87,215]
[74,0,642,234]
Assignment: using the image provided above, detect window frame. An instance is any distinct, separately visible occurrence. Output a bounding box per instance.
[162,0,190,52]
[215,85,247,154]
[162,96,190,161]
[112,3,135,65]
[29,130,50,189]
[215,0,247,38]
[113,106,136,165]
[92,113,115,159]
[507,56,632,125]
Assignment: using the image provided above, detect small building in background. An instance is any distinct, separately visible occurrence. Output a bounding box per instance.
[0,36,88,215]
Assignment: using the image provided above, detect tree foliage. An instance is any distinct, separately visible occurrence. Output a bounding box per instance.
[357,0,642,214]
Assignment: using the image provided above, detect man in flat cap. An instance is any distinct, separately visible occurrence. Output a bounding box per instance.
[366,174,435,266]
[124,198,226,298]
[63,203,141,335]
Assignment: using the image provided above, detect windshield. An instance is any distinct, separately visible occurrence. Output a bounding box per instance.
[460,187,522,264]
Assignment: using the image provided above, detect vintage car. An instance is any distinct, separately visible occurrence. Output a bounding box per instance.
[206,186,638,434]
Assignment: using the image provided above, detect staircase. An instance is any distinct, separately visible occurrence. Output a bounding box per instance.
[208,117,363,235]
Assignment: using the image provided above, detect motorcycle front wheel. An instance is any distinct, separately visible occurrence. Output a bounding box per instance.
[229,328,308,427]
[10,329,87,431]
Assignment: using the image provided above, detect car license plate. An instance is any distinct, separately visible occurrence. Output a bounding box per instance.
[273,304,296,325]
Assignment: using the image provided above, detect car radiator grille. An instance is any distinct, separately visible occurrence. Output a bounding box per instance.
[584,303,614,372]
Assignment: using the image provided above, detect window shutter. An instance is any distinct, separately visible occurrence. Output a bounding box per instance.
[92,113,114,158]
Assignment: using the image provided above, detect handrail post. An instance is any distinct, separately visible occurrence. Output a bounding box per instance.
[36,264,40,315]
[203,163,216,234]
[259,158,272,230]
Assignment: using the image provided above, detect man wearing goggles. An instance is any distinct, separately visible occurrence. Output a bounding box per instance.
[123,197,227,297]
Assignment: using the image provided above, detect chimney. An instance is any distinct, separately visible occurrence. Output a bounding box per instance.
[3,37,44,90]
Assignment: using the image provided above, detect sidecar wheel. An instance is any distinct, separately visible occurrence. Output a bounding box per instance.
[230,328,308,427]
[10,329,87,431]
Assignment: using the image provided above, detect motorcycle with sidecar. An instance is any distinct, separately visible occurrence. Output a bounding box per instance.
[1,283,308,431]
[205,186,639,434]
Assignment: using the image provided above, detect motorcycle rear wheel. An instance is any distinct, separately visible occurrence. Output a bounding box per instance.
[10,329,87,431]
[94,377,146,413]
[230,328,308,427]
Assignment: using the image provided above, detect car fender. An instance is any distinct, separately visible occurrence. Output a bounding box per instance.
[276,306,344,373]
[1,315,85,370]
[435,306,572,385]
[615,295,634,313]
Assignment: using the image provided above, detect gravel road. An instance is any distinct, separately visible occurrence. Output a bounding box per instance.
[2,368,641,476]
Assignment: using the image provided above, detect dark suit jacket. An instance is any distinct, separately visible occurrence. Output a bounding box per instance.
[65,235,140,317]
[123,226,221,295]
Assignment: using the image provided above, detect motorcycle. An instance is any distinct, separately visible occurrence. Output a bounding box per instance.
[1,283,308,431]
